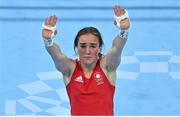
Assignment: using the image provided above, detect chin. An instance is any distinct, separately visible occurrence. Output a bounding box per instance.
[80,59,94,65]
[80,57,98,64]
[82,60,93,65]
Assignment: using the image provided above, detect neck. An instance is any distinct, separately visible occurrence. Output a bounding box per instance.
[81,60,98,72]
[80,60,98,78]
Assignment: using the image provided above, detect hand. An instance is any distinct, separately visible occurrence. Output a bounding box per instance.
[113,5,130,30]
[42,15,58,39]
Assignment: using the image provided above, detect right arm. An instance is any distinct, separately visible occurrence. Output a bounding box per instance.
[42,15,75,84]
[45,43,74,77]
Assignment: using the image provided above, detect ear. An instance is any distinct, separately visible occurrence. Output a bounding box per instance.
[98,47,102,53]
[75,48,79,55]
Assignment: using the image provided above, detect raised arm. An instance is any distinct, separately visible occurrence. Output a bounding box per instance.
[103,6,130,72]
[42,15,75,79]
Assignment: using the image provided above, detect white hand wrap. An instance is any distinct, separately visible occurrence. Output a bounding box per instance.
[114,9,129,29]
[42,22,57,39]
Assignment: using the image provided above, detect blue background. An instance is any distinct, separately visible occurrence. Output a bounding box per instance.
[0,0,180,115]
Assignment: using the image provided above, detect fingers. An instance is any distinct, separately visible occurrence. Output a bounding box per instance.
[113,5,125,16]
[50,15,57,26]
[45,18,50,26]
[44,15,58,27]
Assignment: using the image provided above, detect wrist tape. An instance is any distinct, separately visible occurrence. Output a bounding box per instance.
[43,38,54,47]
[119,29,129,39]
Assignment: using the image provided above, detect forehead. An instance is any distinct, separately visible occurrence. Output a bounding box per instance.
[78,34,99,44]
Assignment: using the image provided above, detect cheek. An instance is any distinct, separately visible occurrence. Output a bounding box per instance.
[77,48,84,54]
[93,48,100,55]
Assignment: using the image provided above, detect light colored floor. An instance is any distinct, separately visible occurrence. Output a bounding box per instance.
[0,0,180,115]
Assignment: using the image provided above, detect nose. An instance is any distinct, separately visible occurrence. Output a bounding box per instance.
[85,47,90,54]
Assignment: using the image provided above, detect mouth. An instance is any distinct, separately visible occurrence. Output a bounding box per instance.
[83,55,93,59]
[84,56,91,59]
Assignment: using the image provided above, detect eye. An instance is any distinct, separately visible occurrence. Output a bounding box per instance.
[90,44,98,48]
[90,45,97,48]
[80,45,86,48]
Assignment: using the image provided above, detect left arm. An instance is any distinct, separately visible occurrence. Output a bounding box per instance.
[105,31,128,71]
[102,6,131,72]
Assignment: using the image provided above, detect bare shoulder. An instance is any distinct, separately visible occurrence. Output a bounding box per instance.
[62,58,76,76]
[100,53,120,72]
[61,58,77,86]
[100,56,116,86]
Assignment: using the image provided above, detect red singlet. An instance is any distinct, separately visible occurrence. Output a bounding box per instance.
[66,59,115,115]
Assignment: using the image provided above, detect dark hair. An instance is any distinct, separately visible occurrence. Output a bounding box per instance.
[74,27,104,56]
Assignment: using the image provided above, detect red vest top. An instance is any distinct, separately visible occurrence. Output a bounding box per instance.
[66,59,115,116]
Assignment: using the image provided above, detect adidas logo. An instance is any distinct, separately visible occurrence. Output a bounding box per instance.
[75,76,84,83]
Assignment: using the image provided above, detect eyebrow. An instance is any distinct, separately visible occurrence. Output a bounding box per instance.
[79,43,97,45]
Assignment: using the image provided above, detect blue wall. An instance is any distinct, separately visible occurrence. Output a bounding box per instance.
[0,0,180,115]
